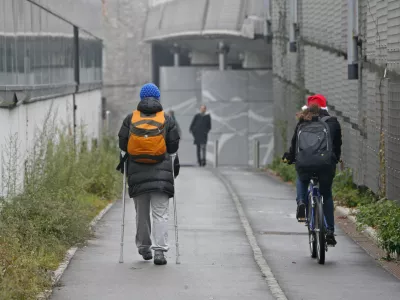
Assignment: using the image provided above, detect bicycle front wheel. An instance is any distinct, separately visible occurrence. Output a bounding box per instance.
[308,198,317,258]
[316,198,326,264]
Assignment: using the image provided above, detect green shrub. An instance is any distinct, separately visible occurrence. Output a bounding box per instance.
[357,200,400,257]
[268,156,297,183]
[0,123,119,299]
[332,169,375,208]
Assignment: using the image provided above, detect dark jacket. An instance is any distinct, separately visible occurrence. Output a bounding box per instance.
[171,115,182,138]
[118,98,180,198]
[189,112,211,145]
[287,110,342,180]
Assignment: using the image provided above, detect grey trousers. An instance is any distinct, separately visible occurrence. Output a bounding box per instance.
[133,192,170,252]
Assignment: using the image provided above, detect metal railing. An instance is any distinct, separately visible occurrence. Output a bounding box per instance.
[253,139,260,169]
[213,139,260,169]
[214,140,219,168]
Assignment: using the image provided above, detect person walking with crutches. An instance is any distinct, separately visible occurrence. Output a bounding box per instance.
[116,83,180,265]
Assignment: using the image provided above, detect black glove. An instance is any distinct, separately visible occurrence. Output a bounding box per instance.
[282,152,294,165]
[116,151,128,174]
[173,155,180,178]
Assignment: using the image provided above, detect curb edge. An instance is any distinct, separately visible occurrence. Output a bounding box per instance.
[213,168,288,300]
[335,205,379,244]
[37,201,115,300]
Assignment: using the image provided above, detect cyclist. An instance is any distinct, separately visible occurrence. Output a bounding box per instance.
[282,94,342,246]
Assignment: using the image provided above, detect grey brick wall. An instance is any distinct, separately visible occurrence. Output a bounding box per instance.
[272,0,400,200]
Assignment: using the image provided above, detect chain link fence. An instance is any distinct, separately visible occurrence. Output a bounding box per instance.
[272,0,400,201]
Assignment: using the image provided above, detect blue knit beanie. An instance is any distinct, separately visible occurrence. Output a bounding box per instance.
[140,83,160,100]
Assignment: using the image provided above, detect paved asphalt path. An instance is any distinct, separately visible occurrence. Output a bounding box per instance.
[51,167,400,300]
[51,167,274,300]
[219,167,400,300]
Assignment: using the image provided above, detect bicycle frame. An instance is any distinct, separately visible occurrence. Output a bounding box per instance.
[307,178,328,231]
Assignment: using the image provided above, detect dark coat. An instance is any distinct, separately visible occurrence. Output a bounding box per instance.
[118,98,180,198]
[171,115,182,138]
[189,113,211,145]
[287,110,342,181]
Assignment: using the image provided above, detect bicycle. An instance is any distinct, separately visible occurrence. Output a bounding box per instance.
[305,175,333,265]
[282,158,335,264]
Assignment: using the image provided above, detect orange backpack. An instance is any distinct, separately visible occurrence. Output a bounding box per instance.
[127,110,167,164]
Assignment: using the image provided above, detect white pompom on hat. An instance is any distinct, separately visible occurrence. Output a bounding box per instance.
[303,94,328,111]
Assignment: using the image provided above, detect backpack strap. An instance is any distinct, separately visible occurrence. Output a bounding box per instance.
[320,116,331,122]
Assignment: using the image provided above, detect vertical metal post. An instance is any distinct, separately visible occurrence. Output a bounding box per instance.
[214,140,219,168]
[72,27,80,147]
[254,140,260,169]
[218,52,226,70]
[72,94,77,147]
[105,110,111,135]
[172,43,180,67]
[173,52,180,67]
[218,42,229,71]
[73,26,80,90]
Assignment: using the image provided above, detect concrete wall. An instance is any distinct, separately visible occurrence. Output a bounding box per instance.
[0,90,102,196]
[160,66,274,166]
[202,70,274,166]
[160,67,205,165]
[75,91,103,142]
[102,0,152,136]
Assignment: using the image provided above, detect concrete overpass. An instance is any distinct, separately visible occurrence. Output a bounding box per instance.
[142,0,274,167]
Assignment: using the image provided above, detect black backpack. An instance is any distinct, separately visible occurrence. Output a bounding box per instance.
[295,116,335,173]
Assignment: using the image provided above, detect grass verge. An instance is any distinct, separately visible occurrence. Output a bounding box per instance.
[268,156,400,259]
[0,123,120,299]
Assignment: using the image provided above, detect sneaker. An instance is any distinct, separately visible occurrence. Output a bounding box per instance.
[296,201,306,222]
[138,248,153,261]
[154,250,167,265]
[326,230,337,246]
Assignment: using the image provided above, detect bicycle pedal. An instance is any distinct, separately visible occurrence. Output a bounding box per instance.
[297,217,307,223]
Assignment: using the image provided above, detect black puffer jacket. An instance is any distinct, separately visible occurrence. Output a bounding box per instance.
[118,98,180,198]
[287,109,342,181]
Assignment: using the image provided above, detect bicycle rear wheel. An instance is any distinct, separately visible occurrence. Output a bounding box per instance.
[316,199,326,264]
[308,198,317,258]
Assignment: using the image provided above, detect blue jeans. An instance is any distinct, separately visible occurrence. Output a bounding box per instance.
[296,177,335,232]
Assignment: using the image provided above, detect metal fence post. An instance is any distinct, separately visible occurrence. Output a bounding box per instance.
[105,110,111,135]
[214,140,219,168]
[254,139,260,169]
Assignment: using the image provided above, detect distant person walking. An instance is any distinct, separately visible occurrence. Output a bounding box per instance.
[189,105,211,167]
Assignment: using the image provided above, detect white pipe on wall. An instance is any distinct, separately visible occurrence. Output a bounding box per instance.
[289,0,298,52]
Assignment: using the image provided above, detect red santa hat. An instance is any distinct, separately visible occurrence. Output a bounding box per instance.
[302,94,328,111]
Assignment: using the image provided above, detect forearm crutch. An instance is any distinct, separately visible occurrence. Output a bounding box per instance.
[119,161,127,263]
[171,154,181,264]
